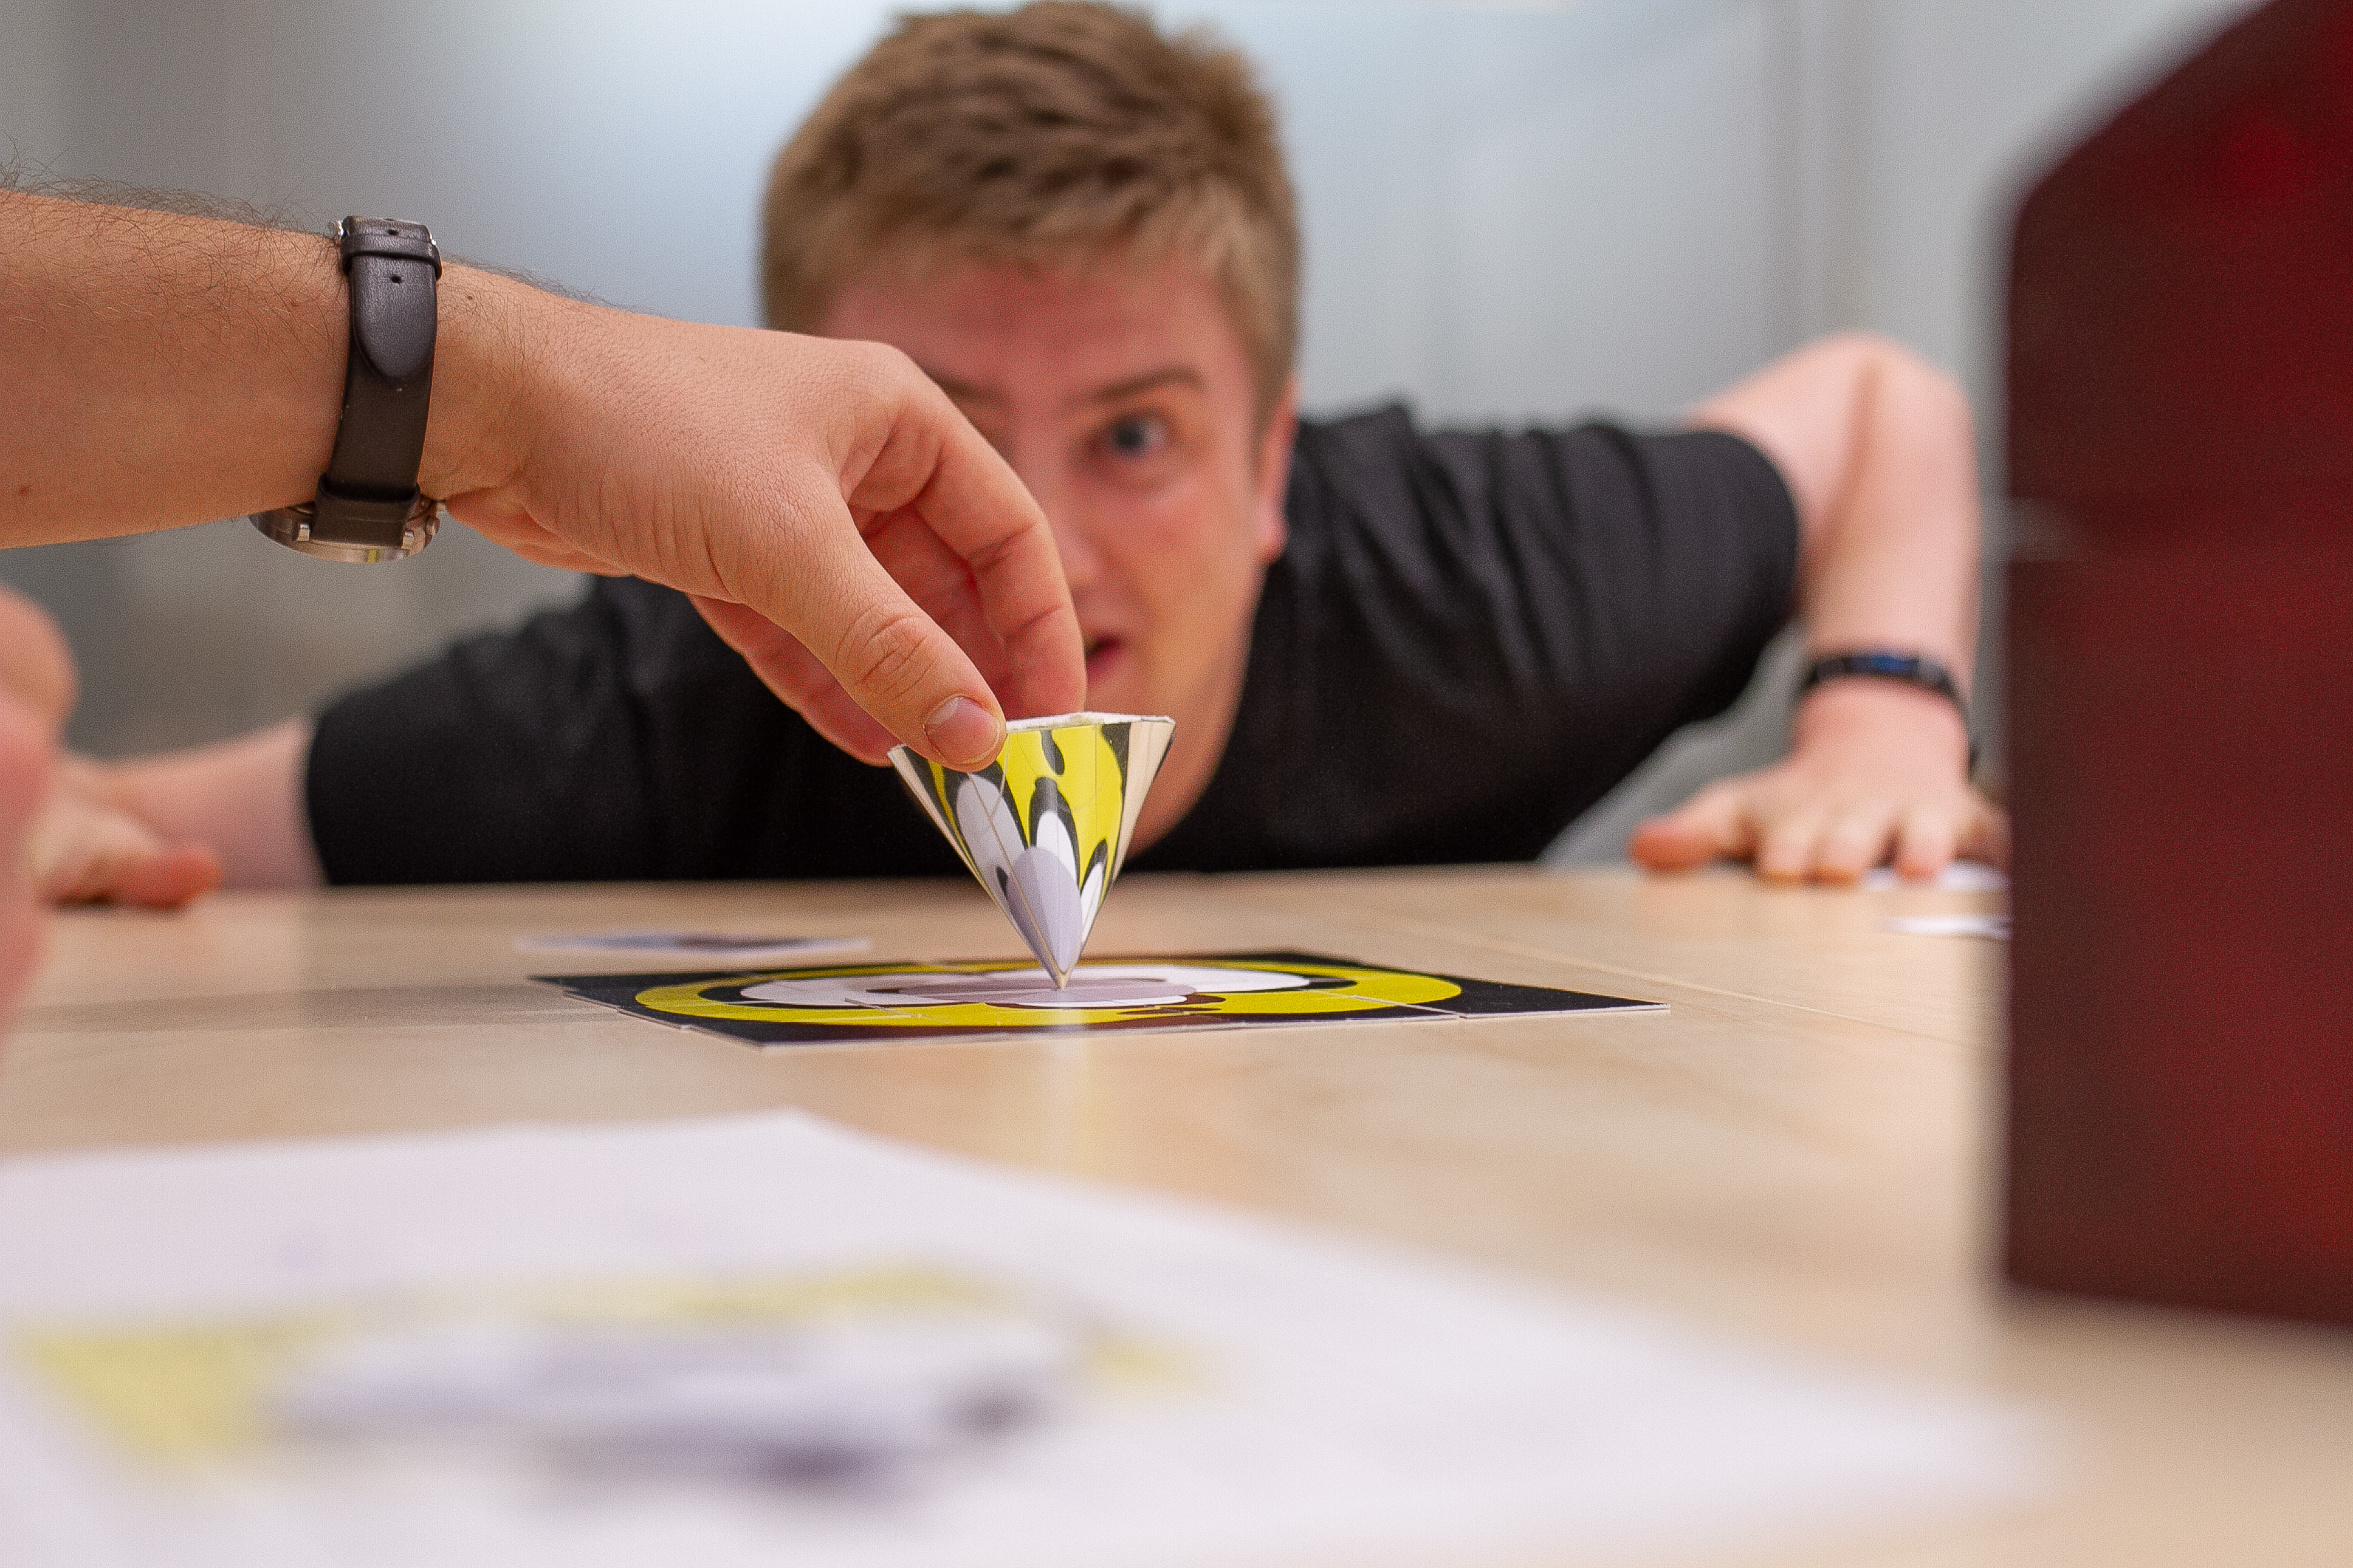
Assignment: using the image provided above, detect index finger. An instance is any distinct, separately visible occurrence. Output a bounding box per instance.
[850,374,1086,722]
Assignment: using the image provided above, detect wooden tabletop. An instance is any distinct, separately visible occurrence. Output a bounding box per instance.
[4,866,2348,1566]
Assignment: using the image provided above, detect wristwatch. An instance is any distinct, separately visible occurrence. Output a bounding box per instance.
[250,217,443,563]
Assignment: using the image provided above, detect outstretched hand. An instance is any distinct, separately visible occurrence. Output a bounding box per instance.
[26,756,222,909]
[1,588,74,1023]
[1629,680,2007,883]
[428,296,1085,767]
[2,589,219,912]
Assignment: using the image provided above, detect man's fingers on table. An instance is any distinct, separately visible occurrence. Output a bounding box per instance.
[1890,805,1962,882]
[1627,781,1756,872]
[1957,794,2013,870]
[1753,806,1833,885]
[1811,807,1898,885]
[105,845,223,909]
[26,765,222,909]
[35,829,219,909]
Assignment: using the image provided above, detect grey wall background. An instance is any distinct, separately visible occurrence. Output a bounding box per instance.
[1,0,2254,855]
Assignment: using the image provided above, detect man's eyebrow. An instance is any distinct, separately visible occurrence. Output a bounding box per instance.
[1080,366,1204,405]
[921,368,1001,404]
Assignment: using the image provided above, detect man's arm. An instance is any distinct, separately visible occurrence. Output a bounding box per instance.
[0,190,1082,769]
[1629,332,2008,882]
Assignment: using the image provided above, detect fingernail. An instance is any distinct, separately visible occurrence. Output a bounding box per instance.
[925,696,1003,769]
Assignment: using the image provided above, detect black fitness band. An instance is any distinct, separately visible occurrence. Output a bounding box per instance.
[1798,649,1967,718]
[1799,649,1977,767]
[250,217,442,563]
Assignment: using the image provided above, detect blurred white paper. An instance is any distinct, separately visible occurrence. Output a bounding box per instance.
[0,1113,2036,1568]
[1860,862,2008,893]
[1883,914,2012,940]
[515,931,870,962]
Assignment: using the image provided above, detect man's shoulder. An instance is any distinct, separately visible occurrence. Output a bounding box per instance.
[1293,400,1420,452]
[1284,402,1643,553]
[1288,402,1643,497]
[1284,403,1431,549]
[1287,403,1786,535]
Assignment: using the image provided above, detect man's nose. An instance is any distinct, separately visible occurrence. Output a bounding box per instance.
[1047,509,1105,595]
[1012,463,1100,594]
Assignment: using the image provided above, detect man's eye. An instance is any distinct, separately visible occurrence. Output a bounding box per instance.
[1102,414,1168,459]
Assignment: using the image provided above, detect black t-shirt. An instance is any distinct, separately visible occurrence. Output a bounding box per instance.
[309,406,1798,884]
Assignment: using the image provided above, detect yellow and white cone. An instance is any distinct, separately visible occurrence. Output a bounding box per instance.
[890,713,1175,988]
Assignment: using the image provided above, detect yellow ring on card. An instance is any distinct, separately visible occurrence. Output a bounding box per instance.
[633,957,1460,1030]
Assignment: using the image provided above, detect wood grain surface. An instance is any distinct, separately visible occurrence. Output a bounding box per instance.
[4,866,2347,1566]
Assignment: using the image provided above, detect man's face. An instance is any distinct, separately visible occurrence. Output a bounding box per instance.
[819,258,1296,768]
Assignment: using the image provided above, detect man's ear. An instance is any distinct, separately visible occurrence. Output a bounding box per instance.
[1251,372,1300,563]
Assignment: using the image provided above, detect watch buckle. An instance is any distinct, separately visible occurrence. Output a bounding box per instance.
[250,495,443,564]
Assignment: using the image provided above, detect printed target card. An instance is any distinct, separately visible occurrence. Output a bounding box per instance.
[537,951,1661,1049]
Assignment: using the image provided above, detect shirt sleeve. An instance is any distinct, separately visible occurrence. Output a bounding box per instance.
[1405,417,1799,734]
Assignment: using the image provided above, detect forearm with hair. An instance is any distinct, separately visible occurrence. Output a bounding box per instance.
[0,188,537,546]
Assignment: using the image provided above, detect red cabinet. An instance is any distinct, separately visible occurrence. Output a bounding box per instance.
[2005,0,2353,1324]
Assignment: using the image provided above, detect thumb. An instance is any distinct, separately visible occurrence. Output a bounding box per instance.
[1629,781,1754,872]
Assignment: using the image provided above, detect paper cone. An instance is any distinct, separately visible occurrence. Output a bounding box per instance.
[890,713,1175,987]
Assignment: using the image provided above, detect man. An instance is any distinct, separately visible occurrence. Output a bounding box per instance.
[35,2,2002,902]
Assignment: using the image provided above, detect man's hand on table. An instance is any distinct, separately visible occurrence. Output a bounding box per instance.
[1660,335,2001,884]
[26,757,222,910]
[1629,678,2008,883]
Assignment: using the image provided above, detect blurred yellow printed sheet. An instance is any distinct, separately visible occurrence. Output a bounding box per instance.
[0,1112,2036,1567]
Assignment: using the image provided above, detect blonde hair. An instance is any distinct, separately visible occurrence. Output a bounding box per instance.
[763,2,1299,425]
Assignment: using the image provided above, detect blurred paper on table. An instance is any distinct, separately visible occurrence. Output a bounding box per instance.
[1860,862,2009,892]
[1883,914,2012,940]
[0,1113,2036,1568]
[514,931,871,963]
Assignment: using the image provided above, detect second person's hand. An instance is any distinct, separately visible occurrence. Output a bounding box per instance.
[1629,680,2008,883]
